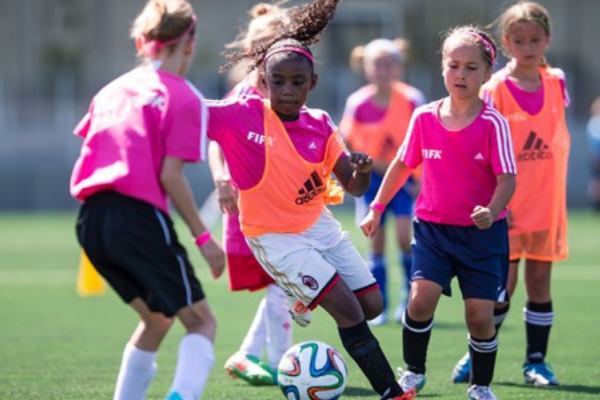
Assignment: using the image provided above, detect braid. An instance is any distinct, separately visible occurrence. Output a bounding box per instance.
[220,0,342,72]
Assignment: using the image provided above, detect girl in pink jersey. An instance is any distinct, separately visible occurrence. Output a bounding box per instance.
[70,1,224,400]
[452,2,570,387]
[341,38,425,325]
[208,1,414,399]
[362,26,516,400]
[207,3,294,386]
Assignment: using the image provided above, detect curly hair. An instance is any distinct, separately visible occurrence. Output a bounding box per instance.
[220,0,343,72]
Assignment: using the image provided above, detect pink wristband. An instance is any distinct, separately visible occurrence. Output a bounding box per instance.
[194,231,212,247]
[370,202,386,213]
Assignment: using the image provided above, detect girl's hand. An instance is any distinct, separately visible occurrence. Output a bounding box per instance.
[199,239,226,279]
[471,205,494,230]
[350,152,373,174]
[215,178,238,215]
[360,209,382,238]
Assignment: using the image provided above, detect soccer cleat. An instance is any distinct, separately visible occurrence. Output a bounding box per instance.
[452,352,472,383]
[397,367,426,393]
[468,385,498,400]
[224,351,276,386]
[389,388,417,400]
[368,312,388,326]
[523,362,559,386]
[288,298,311,327]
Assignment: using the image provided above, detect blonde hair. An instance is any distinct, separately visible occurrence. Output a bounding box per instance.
[349,38,409,73]
[441,25,498,69]
[130,0,195,57]
[497,1,551,59]
[226,2,290,51]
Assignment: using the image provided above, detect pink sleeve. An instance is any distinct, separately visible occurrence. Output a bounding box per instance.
[74,109,92,138]
[559,77,570,109]
[164,99,207,163]
[487,112,517,175]
[206,97,244,143]
[397,112,422,168]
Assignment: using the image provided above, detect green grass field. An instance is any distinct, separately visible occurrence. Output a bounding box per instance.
[0,210,599,400]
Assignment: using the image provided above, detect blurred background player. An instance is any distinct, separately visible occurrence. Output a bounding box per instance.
[586,97,600,211]
[207,1,415,398]
[70,1,225,400]
[451,2,570,387]
[207,1,294,386]
[361,25,516,400]
[340,38,424,325]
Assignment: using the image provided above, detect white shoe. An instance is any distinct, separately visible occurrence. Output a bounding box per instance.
[288,298,311,327]
[394,302,407,323]
[397,367,426,393]
[368,312,388,326]
[468,385,498,400]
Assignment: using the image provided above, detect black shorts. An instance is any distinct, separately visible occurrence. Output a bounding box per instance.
[76,191,205,317]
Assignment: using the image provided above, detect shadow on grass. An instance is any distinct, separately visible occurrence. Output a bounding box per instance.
[344,387,441,398]
[497,382,600,395]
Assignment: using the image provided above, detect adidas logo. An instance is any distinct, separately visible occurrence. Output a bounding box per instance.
[517,131,553,162]
[295,171,327,205]
[475,153,484,160]
[309,142,317,150]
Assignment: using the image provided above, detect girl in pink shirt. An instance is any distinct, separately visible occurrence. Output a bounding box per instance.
[207,2,294,387]
[70,2,224,400]
[208,1,414,399]
[362,26,517,400]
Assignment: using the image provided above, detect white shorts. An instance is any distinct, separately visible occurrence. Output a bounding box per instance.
[246,210,377,309]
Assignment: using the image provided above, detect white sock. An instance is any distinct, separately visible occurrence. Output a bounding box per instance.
[265,284,293,370]
[240,298,267,357]
[168,334,215,400]
[113,342,157,400]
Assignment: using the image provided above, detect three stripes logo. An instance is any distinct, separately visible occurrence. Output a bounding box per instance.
[517,131,553,162]
[295,171,327,205]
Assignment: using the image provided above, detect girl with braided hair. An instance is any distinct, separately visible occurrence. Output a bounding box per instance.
[206,1,414,399]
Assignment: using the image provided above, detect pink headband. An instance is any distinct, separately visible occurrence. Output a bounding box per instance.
[464,31,496,64]
[263,46,314,64]
[140,15,197,56]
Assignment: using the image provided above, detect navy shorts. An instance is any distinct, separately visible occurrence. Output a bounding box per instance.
[359,172,414,225]
[411,217,509,301]
[76,191,205,317]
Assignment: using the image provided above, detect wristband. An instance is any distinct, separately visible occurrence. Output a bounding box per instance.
[194,231,212,247]
[370,202,386,213]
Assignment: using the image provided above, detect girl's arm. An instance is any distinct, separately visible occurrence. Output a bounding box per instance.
[471,173,516,229]
[332,151,373,197]
[360,155,413,238]
[207,141,238,214]
[161,156,226,278]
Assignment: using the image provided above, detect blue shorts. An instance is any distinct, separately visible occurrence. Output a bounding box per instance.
[356,172,414,226]
[411,217,509,301]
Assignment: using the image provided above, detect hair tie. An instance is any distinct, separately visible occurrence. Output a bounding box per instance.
[263,46,314,64]
[464,31,496,64]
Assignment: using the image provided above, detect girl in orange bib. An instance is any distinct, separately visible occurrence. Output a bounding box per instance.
[340,38,425,325]
[451,1,569,387]
[206,1,414,399]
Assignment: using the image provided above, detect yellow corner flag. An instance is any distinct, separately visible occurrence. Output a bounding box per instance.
[76,250,106,296]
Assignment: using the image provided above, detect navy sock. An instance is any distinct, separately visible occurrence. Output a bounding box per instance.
[469,334,498,386]
[523,301,553,364]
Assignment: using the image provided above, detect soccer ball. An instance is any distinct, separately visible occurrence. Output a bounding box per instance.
[277,341,347,400]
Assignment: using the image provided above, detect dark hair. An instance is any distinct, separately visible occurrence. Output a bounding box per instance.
[219,0,342,72]
[442,25,498,69]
